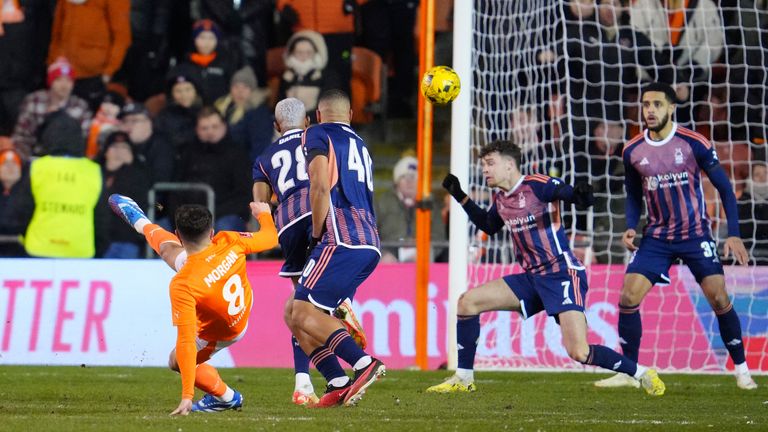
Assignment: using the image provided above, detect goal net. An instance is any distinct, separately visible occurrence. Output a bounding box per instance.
[455,0,768,373]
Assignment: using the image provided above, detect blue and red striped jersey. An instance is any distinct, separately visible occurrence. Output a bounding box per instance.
[302,122,380,250]
[252,128,312,235]
[492,175,584,273]
[623,123,719,240]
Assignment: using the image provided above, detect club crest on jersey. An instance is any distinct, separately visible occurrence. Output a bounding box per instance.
[518,192,526,208]
[675,148,684,164]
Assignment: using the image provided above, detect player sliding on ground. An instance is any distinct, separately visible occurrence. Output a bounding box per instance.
[252,97,368,405]
[594,82,757,391]
[109,195,278,415]
[429,140,665,396]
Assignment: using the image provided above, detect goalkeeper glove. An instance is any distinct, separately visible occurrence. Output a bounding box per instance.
[442,174,468,203]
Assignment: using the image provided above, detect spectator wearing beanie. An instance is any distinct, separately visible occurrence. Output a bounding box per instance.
[214,66,273,159]
[99,130,151,259]
[86,91,125,159]
[11,57,91,160]
[155,65,203,151]
[47,0,131,110]
[181,19,236,105]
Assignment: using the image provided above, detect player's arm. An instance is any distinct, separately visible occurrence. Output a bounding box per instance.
[623,151,643,251]
[531,176,594,210]
[694,141,749,265]
[169,283,197,415]
[442,174,504,235]
[237,202,279,254]
[307,154,330,239]
[252,160,273,204]
[303,127,331,242]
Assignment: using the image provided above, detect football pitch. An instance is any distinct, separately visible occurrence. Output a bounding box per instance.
[0,366,764,431]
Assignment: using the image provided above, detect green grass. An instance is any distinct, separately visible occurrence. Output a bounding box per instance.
[0,366,765,431]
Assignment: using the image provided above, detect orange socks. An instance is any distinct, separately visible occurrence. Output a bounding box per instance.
[195,363,227,397]
[142,224,180,254]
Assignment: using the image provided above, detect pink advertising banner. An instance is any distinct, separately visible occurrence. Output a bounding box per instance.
[233,263,767,373]
[1,259,765,372]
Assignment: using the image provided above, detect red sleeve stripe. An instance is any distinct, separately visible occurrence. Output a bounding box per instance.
[676,127,713,149]
[526,174,549,183]
[622,133,645,157]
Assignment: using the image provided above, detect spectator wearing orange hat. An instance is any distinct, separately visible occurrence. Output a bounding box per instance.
[180,19,236,105]
[10,57,91,160]
[0,148,32,256]
[47,0,131,110]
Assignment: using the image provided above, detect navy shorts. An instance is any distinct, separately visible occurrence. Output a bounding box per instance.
[626,235,724,284]
[295,244,380,311]
[277,215,312,277]
[503,267,588,319]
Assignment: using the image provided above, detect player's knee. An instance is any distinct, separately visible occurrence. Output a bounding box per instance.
[619,291,640,308]
[566,344,590,363]
[457,293,476,315]
[706,291,730,310]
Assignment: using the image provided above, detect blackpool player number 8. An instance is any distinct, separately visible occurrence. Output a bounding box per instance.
[222,274,245,316]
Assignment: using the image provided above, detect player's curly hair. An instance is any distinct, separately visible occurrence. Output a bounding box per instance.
[175,205,213,243]
[479,140,522,168]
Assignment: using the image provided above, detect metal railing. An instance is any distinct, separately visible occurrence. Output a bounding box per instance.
[145,182,215,258]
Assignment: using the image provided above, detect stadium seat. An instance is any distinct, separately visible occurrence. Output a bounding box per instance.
[350,46,386,124]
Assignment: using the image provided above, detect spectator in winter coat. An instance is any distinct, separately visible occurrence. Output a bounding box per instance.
[47,0,131,110]
[279,30,327,118]
[85,90,124,159]
[11,57,91,160]
[155,65,203,152]
[99,131,151,258]
[180,19,236,105]
[214,66,273,160]
[0,148,32,256]
[172,107,252,232]
[194,0,273,89]
[118,102,175,185]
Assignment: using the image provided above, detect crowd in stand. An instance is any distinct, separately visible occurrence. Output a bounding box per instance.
[0,0,428,259]
[498,0,768,264]
[1,0,767,264]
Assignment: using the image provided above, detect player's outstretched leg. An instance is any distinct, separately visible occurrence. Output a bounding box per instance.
[191,363,244,412]
[426,314,479,393]
[594,303,642,389]
[109,194,150,232]
[334,298,368,350]
[560,310,664,396]
[109,193,184,269]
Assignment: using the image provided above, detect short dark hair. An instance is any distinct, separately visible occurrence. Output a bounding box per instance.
[318,89,350,105]
[175,205,213,243]
[641,82,677,104]
[197,105,225,123]
[479,140,522,168]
